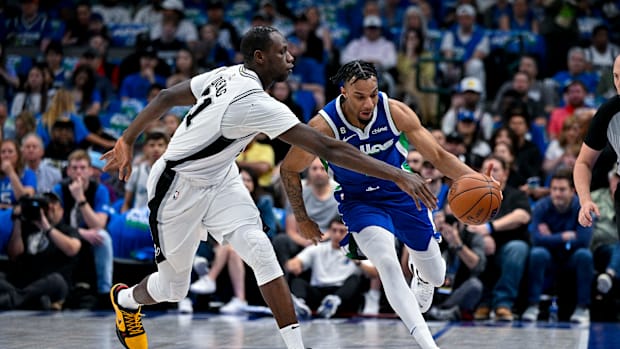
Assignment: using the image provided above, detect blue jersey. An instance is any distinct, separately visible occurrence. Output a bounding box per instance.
[319,92,435,251]
[319,92,407,199]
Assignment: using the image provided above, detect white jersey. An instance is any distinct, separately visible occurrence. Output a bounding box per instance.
[163,65,300,184]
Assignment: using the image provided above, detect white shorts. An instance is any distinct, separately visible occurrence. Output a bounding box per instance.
[147,160,262,272]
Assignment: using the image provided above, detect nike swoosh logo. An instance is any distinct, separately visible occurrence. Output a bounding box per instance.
[342,134,356,142]
[291,325,300,329]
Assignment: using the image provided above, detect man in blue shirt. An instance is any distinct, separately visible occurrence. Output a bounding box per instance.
[521,169,594,324]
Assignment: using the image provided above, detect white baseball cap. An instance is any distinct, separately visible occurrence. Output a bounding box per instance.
[460,77,483,94]
[363,15,382,28]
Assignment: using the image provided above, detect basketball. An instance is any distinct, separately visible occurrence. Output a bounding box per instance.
[447,173,502,226]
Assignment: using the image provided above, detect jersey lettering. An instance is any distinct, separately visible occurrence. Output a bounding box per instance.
[359,139,394,155]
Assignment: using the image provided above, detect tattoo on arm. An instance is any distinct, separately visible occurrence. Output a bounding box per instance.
[280,169,310,222]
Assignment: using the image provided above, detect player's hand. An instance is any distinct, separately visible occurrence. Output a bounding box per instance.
[578,201,600,227]
[397,171,437,211]
[101,136,134,181]
[297,219,324,245]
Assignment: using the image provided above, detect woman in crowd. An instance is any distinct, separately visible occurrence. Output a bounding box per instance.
[0,139,36,208]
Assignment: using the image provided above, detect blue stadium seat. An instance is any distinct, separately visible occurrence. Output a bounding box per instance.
[293,90,316,123]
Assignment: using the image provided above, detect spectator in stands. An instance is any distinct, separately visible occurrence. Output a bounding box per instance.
[62,1,93,46]
[92,0,131,24]
[498,0,538,33]
[13,111,36,142]
[550,47,599,102]
[585,25,620,99]
[419,160,450,212]
[189,167,278,314]
[492,139,525,190]
[53,150,113,303]
[442,77,494,141]
[205,0,240,54]
[288,13,324,64]
[149,0,198,46]
[256,0,293,35]
[121,131,168,213]
[0,139,36,208]
[119,47,167,103]
[303,6,333,56]
[399,6,429,50]
[406,148,424,174]
[340,15,398,93]
[133,0,163,28]
[286,216,368,319]
[543,116,583,176]
[472,155,531,321]
[236,136,275,191]
[273,157,339,269]
[483,0,511,30]
[1,192,81,310]
[78,45,116,103]
[513,54,556,115]
[166,48,198,88]
[503,103,544,198]
[68,65,101,117]
[521,169,594,324]
[426,210,486,321]
[151,16,187,65]
[44,42,69,90]
[6,0,54,50]
[193,23,233,71]
[161,113,180,138]
[21,133,61,194]
[548,80,588,140]
[440,4,489,86]
[43,120,76,162]
[36,89,115,151]
[86,13,109,44]
[396,28,438,127]
[287,31,326,111]
[589,168,620,295]
[10,64,53,118]
[0,42,20,101]
[492,72,546,126]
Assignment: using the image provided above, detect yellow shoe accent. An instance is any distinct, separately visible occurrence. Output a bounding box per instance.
[110,283,148,349]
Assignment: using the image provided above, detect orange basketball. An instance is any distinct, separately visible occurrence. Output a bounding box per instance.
[447,173,502,225]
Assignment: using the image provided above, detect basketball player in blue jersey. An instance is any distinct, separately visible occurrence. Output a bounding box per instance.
[101,28,438,349]
[280,60,485,349]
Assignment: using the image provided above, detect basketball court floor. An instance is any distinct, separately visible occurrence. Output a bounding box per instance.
[1,309,618,349]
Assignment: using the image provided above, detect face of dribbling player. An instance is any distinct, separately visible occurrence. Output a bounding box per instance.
[341,76,379,127]
[262,32,295,84]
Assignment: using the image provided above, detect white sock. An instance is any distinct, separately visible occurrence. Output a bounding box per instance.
[279,323,305,349]
[118,286,141,310]
[411,324,439,349]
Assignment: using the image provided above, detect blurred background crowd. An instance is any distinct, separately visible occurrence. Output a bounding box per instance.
[0,0,619,324]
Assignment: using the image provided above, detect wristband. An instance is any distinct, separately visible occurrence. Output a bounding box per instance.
[451,243,464,253]
[486,222,495,234]
[77,200,88,207]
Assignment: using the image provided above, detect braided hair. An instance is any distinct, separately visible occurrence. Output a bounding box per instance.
[330,60,378,86]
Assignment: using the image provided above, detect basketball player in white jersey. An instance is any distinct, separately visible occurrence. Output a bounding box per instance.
[101,26,438,349]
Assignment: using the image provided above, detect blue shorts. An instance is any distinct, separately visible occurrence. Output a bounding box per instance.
[336,190,435,251]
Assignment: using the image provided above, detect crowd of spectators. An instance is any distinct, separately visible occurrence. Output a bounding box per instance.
[0,0,619,323]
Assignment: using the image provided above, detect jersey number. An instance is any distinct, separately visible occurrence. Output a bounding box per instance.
[186,86,212,127]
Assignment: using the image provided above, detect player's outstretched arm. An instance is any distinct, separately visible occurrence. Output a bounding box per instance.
[389,99,475,180]
[102,80,196,180]
[280,116,333,244]
[278,122,437,210]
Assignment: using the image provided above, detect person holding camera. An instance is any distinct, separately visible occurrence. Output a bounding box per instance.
[0,193,81,310]
[53,150,113,306]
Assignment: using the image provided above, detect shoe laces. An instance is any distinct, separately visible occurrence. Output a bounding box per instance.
[121,309,145,336]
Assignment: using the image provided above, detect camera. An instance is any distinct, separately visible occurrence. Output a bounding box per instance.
[19,195,50,221]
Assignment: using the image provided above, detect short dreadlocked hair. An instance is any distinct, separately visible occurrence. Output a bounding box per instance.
[330,60,378,85]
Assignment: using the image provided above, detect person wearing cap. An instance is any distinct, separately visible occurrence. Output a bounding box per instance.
[149,0,198,45]
[341,15,397,72]
[440,3,489,87]
[442,77,494,141]
[1,190,82,310]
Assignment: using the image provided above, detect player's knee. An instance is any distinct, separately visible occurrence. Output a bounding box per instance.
[235,232,282,286]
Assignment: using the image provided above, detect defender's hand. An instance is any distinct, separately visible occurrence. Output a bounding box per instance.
[396,171,437,211]
[578,201,599,227]
[101,136,134,181]
[297,219,324,245]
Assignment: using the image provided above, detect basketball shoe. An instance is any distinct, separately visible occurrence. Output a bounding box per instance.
[410,266,434,313]
[110,283,147,349]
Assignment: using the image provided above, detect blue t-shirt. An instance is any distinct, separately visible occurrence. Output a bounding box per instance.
[36,113,90,147]
[53,182,111,228]
[0,208,14,254]
[120,73,166,102]
[0,169,37,205]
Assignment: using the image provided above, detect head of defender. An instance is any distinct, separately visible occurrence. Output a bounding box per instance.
[331,60,379,127]
[241,26,295,88]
